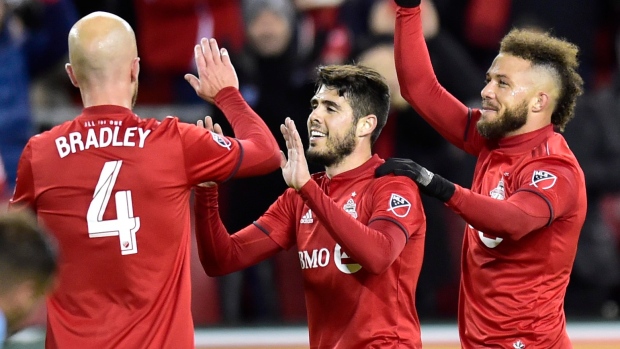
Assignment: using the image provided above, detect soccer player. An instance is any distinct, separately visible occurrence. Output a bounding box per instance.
[194,65,427,348]
[9,12,280,349]
[376,1,587,348]
[0,211,58,349]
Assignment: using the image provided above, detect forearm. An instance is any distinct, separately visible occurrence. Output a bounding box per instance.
[298,180,407,274]
[447,185,551,240]
[395,6,471,148]
[194,186,280,276]
[214,87,280,177]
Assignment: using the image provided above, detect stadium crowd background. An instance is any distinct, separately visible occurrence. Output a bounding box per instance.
[1,0,620,330]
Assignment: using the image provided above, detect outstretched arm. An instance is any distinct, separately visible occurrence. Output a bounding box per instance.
[376,158,575,240]
[185,38,280,177]
[394,2,477,152]
[194,185,282,276]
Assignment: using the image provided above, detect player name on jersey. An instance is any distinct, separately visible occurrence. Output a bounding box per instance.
[55,126,152,158]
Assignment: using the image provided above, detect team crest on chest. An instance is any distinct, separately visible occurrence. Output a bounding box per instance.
[388,193,411,217]
[211,131,232,150]
[490,178,505,200]
[343,198,358,219]
[531,170,557,189]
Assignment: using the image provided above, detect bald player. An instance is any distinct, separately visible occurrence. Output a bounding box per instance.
[376,1,587,348]
[9,11,280,349]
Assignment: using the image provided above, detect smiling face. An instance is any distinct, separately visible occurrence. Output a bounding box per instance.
[478,53,538,139]
[306,85,358,167]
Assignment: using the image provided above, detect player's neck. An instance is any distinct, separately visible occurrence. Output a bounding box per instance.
[325,148,372,178]
[79,84,134,109]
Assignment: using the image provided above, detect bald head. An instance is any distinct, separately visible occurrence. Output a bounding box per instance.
[67,12,137,85]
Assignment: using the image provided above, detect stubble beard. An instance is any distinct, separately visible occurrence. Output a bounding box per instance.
[306,126,356,167]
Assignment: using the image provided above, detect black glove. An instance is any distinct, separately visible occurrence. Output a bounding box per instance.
[394,0,421,8]
[376,158,455,202]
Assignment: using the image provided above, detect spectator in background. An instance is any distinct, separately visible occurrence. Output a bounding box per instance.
[562,27,620,319]
[432,0,610,90]
[133,0,245,104]
[293,0,352,65]
[9,11,280,349]
[0,210,58,349]
[0,0,77,197]
[211,0,316,324]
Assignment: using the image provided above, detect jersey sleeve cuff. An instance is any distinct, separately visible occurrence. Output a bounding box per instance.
[194,185,219,208]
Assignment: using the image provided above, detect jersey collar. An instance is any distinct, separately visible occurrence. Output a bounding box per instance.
[496,124,554,154]
[81,105,135,118]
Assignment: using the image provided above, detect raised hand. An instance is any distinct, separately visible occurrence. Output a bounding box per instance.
[184,38,239,104]
[280,117,311,190]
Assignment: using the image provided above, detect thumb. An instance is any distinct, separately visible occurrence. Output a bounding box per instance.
[279,151,287,169]
[185,74,200,91]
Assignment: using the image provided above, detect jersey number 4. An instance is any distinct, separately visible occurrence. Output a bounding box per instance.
[87,160,141,255]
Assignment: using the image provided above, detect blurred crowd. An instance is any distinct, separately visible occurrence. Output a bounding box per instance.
[1,0,619,326]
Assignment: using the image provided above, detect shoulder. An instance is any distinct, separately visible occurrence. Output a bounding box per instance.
[528,133,582,173]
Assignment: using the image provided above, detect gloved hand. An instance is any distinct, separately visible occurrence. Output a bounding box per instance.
[394,0,421,8]
[376,158,455,202]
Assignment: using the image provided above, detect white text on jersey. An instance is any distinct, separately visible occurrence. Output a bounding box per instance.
[55,126,152,158]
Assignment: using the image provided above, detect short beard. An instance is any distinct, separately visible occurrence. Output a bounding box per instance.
[477,100,528,140]
[306,126,356,167]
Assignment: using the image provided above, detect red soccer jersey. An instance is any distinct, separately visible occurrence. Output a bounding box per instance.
[394,6,586,348]
[257,155,426,348]
[455,124,585,348]
[9,101,249,348]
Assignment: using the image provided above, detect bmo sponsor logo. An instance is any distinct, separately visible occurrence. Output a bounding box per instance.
[298,244,362,274]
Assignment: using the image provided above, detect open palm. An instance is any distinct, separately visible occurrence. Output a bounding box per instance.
[280,117,311,190]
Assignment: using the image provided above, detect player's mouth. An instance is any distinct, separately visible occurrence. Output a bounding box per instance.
[309,130,327,142]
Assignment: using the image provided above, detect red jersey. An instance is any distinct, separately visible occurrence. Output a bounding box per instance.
[257,155,425,348]
[394,6,586,348]
[10,88,279,349]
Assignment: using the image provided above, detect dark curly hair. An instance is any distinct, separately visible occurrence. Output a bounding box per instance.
[499,29,584,131]
[315,64,390,144]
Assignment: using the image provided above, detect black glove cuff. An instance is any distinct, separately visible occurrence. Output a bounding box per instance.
[394,0,421,8]
[424,174,456,202]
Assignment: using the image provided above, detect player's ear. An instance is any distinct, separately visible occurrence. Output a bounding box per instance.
[532,92,549,113]
[131,57,140,83]
[357,114,377,138]
[65,63,79,87]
